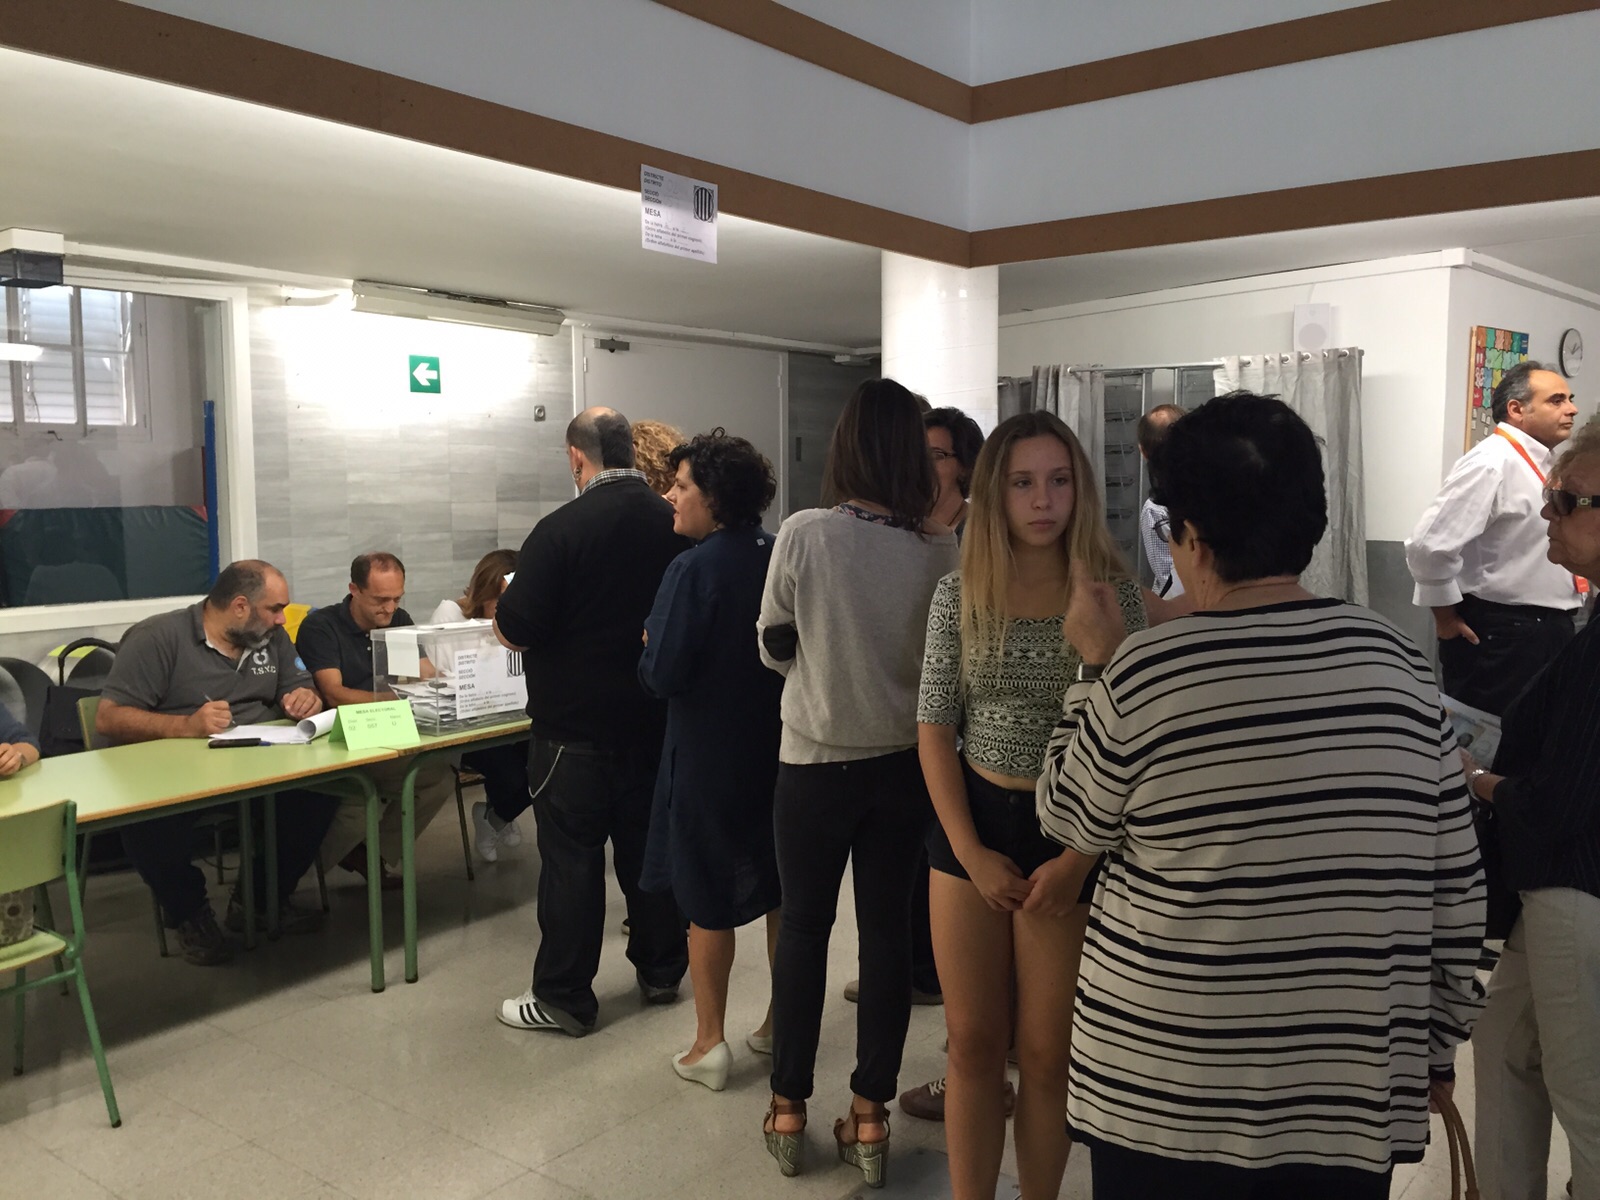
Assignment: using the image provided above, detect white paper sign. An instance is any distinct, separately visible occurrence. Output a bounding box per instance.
[386,629,422,678]
[641,165,718,264]
[452,641,528,720]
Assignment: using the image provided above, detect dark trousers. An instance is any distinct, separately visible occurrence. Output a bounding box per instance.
[910,847,940,996]
[1438,594,1576,718]
[1090,1140,1392,1199]
[462,741,531,824]
[770,749,933,1105]
[122,788,338,927]
[528,737,688,1028]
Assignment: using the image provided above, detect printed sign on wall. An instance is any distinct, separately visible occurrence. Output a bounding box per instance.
[641,165,718,264]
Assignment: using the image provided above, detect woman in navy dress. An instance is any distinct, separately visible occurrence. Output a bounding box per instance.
[640,428,783,1093]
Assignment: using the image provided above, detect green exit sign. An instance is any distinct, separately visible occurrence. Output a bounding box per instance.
[409,355,441,393]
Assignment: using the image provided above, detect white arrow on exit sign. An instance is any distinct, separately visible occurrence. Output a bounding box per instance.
[410,357,440,391]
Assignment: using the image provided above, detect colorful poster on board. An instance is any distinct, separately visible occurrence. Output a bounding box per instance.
[1467,326,1529,449]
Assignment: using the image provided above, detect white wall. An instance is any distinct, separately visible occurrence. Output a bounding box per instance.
[972,13,1600,230]
[999,256,1456,541]
[1442,261,1600,476]
[779,0,973,81]
[969,0,1367,82]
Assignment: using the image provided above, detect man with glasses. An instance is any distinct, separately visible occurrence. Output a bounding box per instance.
[297,552,453,886]
[1406,361,1584,716]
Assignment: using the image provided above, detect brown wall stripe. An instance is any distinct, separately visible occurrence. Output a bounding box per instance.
[0,0,972,265]
[969,147,1600,265]
[649,0,1600,123]
[651,0,971,121]
[5,0,1600,273]
[970,0,1600,121]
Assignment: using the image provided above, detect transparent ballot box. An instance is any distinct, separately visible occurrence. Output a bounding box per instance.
[371,620,527,735]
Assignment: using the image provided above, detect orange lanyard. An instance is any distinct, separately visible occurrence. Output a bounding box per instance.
[1495,429,1589,596]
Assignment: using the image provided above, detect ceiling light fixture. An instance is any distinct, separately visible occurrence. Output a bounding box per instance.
[351,280,565,337]
[0,342,44,363]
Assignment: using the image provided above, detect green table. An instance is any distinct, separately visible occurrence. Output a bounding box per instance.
[396,718,531,984]
[0,739,395,985]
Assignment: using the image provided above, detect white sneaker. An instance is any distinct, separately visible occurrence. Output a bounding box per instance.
[499,818,523,848]
[497,989,587,1037]
[471,801,499,863]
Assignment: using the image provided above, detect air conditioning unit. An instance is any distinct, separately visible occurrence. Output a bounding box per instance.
[1,229,65,289]
[351,280,565,337]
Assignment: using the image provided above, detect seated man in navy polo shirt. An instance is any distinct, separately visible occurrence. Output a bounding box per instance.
[295,552,453,887]
[97,560,339,965]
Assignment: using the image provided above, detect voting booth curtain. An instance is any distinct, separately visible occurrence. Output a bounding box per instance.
[1216,350,1368,605]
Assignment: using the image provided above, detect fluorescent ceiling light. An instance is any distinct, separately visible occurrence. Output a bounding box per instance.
[351,280,565,337]
[0,342,44,362]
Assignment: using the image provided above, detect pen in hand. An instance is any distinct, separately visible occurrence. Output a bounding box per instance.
[201,694,236,732]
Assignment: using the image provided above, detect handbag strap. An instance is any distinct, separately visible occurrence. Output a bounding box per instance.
[1437,1092,1480,1200]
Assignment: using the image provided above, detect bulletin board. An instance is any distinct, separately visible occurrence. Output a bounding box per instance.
[1466,326,1529,449]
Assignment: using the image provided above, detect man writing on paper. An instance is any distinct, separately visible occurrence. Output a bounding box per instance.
[96,560,337,965]
[295,552,453,889]
[1406,362,1584,716]
[492,407,691,1037]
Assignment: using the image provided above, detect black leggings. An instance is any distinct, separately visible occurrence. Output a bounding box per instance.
[769,749,933,1105]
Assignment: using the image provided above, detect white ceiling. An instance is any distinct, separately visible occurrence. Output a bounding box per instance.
[3,47,1599,346]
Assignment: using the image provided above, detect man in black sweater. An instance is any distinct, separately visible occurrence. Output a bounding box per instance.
[493,407,691,1036]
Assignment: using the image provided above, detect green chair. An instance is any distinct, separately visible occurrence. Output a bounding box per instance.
[2,800,121,1127]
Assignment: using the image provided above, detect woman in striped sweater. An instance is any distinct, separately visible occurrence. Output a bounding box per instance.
[1037,391,1486,1198]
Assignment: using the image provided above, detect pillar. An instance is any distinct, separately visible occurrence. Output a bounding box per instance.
[880,251,1000,431]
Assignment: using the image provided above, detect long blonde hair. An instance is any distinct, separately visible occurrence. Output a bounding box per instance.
[959,410,1129,672]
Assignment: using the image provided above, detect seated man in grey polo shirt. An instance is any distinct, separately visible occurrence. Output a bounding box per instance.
[97,560,340,966]
[294,552,453,888]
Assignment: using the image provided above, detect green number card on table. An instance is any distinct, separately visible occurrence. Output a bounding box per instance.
[331,700,420,750]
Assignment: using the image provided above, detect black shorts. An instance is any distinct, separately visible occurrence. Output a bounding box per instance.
[926,760,1101,905]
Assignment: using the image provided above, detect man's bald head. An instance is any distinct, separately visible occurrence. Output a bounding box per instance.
[566,407,635,471]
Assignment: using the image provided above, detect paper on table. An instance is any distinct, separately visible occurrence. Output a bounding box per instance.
[210,710,339,745]
[387,628,422,677]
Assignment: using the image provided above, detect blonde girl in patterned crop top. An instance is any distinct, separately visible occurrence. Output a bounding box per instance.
[917,410,1146,1200]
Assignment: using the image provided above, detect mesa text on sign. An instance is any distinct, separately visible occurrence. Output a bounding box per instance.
[409,355,441,393]
[641,165,718,265]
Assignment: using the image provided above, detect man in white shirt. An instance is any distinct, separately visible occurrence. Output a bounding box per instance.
[1137,404,1186,598]
[1405,361,1582,715]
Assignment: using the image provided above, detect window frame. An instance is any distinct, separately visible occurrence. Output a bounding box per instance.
[0,270,256,637]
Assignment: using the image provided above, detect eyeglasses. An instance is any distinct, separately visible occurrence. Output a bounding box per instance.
[1154,517,1171,543]
[929,449,958,462]
[1543,485,1600,517]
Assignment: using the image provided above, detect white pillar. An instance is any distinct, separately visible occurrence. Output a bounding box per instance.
[880,251,1000,432]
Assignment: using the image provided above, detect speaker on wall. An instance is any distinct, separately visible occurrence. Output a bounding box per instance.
[1293,303,1333,352]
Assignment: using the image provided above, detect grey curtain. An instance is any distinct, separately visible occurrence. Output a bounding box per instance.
[1216,350,1367,604]
[997,376,1031,423]
[1032,366,1107,506]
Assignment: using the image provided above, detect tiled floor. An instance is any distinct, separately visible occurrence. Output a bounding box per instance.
[0,800,1574,1199]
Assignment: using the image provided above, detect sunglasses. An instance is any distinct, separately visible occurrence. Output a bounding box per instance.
[1543,485,1600,517]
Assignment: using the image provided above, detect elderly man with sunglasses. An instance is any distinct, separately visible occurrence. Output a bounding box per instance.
[1461,414,1600,1200]
[1406,360,1584,717]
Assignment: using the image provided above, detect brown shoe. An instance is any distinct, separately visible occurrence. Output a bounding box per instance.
[843,979,942,1006]
[897,1077,1016,1122]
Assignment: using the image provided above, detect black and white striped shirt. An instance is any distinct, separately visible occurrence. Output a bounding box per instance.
[1038,599,1485,1171]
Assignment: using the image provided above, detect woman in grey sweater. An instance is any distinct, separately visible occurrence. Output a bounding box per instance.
[757,379,959,1187]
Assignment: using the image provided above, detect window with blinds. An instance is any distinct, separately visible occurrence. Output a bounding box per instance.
[4,286,137,432]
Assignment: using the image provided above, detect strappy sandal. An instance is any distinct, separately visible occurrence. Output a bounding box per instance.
[763,1096,806,1177]
[834,1102,890,1189]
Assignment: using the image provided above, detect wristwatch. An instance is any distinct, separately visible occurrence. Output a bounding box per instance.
[1078,663,1105,682]
[1466,767,1489,801]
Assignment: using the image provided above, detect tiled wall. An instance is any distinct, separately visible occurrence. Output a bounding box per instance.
[249,298,574,617]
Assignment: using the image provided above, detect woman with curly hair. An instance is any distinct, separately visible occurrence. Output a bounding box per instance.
[632,419,686,495]
[639,428,784,1093]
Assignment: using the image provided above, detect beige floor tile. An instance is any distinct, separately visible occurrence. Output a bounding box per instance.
[118,1141,324,1200]
[478,1172,594,1200]
[0,1126,117,1198]
[252,1093,441,1184]
[332,1133,527,1200]
[21,1082,245,1190]
[140,1036,365,1140]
